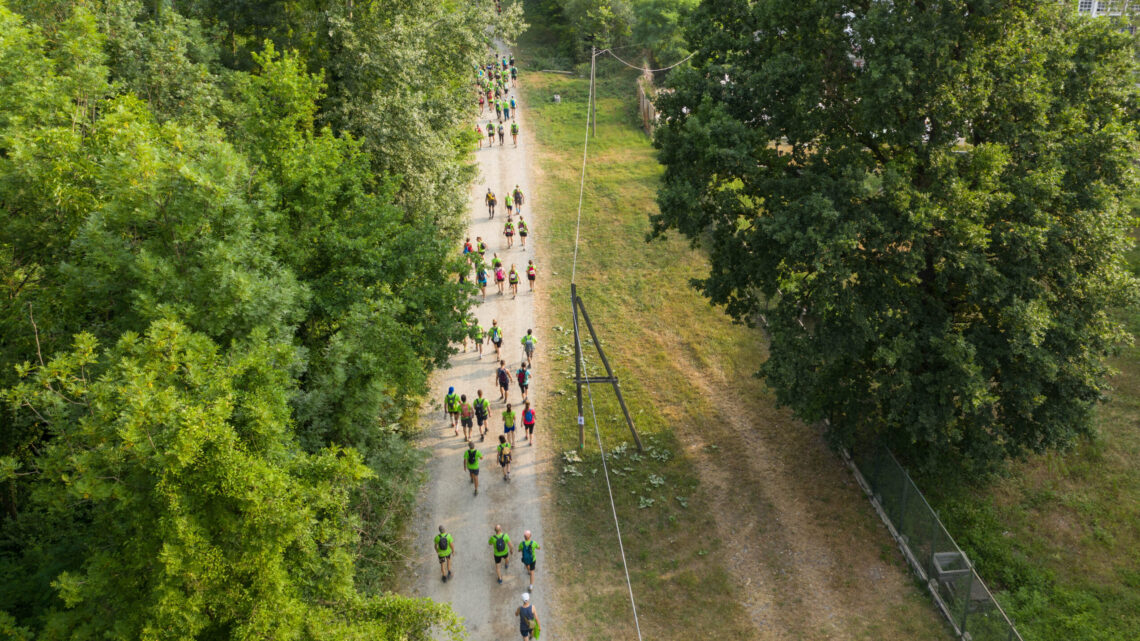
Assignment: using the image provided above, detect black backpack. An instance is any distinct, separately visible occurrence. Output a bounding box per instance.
[495,535,506,553]
[467,449,478,465]
[437,535,449,552]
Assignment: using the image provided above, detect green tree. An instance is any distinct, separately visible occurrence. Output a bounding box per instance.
[1,320,461,639]
[653,0,1140,470]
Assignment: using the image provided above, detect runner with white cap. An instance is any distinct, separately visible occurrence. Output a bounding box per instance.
[516,592,540,640]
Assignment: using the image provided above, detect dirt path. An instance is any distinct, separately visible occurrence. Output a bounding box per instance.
[404,56,560,640]
[667,341,945,640]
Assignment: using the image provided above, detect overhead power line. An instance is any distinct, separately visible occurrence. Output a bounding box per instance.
[602,48,696,73]
[567,46,645,641]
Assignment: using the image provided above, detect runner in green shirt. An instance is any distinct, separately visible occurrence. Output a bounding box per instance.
[434,525,454,582]
[518,531,540,591]
[502,403,517,447]
[497,434,513,481]
[464,441,483,496]
[474,389,493,441]
[445,386,461,435]
[511,121,519,146]
[520,329,537,366]
[473,323,486,357]
[460,395,475,441]
[488,524,512,584]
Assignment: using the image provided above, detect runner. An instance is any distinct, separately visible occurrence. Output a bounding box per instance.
[489,320,503,357]
[445,386,461,435]
[486,189,496,217]
[498,123,505,145]
[488,120,496,147]
[509,96,517,119]
[526,259,536,290]
[508,264,520,298]
[478,92,485,113]
[504,218,515,249]
[477,236,488,257]
[464,440,482,496]
[497,434,512,481]
[518,531,540,590]
[516,362,529,400]
[503,100,511,120]
[496,360,511,402]
[460,394,475,441]
[520,329,537,366]
[505,192,514,216]
[502,402,517,447]
[488,525,511,584]
[474,389,492,441]
[476,124,483,149]
[510,121,519,147]
[523,400,536,445]
[495,98,503,121]
[513,185,525,214]
[476,263,488,300]
[434,525,454,582]
[516,594,540,640]
[495,263,506,295]
[463,237,474,256]
[518,217,529,248]
[511,65,518,88]
[491,252,503,270]
[473,321,486,355]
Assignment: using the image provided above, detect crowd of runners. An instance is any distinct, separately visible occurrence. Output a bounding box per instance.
[433,49,542,641]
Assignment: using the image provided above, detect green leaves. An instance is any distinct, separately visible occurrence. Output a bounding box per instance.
[0,0,484,636]
[654,0,1140,472]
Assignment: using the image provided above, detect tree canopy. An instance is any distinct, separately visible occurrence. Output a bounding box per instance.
[0,0,518,636]
[652,0,1140,471]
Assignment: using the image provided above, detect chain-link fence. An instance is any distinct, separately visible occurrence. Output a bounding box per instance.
[845,447,1024,641]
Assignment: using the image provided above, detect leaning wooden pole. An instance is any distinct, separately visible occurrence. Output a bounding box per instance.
[574,294,643,452]
[571,283,585,449]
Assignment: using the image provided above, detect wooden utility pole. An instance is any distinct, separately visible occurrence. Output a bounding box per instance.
[571,285,643,451]
[590,46,598,137]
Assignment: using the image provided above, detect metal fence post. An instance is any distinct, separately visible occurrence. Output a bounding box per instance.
[898,470,910,536]
[960,566,976,634]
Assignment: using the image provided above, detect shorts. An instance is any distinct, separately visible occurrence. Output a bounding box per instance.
[493,555,507,564]
[504,425,515,433]
[527,274,535,281]
[448,411,459,417]
[524,423,535,432]
[519,383,529,393]
[499,456,511,467]
[519,231,528,237]
[505,231,514,236]
[492,338,502,347]
[524,345,535,355]
[468,467,480,476]
[438,555,452,564]
[461,417,473,428]
[476,414,488,426]
[524,560,536,571]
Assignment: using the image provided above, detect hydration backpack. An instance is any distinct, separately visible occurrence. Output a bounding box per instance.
[438,535,449,552]
[495,535,506,553]
[467,450,478,465]
[521,541,535,564]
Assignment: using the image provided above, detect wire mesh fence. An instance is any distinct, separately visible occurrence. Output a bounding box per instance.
[845,447,1025,641]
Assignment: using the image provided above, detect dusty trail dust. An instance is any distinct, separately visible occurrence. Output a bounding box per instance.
[402,59,561,639]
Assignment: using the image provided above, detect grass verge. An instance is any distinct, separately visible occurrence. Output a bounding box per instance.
[519,24,948,641]
[926,263,1140,641]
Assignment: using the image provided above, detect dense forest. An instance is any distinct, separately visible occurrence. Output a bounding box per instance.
[0,0,521,638]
